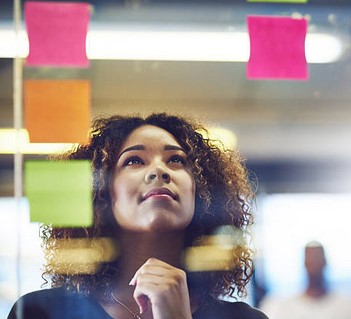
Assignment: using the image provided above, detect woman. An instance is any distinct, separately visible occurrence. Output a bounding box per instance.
[8,113,268,319]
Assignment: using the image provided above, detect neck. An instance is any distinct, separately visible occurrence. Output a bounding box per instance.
[95,230,194,319]
[305,275,328,298]
[115,230,186,287]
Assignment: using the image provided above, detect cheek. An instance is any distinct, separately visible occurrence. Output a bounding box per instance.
[111,173,130,200]
[111,178,129,213]
[111,182,132,226]
[111,175,140,216]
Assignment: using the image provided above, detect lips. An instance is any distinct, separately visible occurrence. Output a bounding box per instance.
[142,187,177,201]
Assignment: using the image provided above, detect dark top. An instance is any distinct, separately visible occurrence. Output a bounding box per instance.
[8,287,268,319]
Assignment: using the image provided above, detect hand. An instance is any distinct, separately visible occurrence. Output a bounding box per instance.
[129,258,193,319]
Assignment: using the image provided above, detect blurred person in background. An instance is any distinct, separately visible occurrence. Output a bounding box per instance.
[260,241,351,319]
[8,113,267,319]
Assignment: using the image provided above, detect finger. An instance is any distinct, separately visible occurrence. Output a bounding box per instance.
[132,279,170,313]
[129,258,173,286]
[132,275,190,317]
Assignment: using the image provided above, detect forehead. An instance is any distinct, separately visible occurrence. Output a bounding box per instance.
[122,125,180,148]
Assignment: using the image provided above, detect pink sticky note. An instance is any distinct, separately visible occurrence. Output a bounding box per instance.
[25,1,90,67]
[247,16,308,80]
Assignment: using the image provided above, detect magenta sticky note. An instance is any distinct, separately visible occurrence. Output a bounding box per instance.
[25,1,90,67]
[247,16,308,80]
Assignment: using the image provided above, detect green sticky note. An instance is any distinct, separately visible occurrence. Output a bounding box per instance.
[248,0,307,3]
[25,160,93,227]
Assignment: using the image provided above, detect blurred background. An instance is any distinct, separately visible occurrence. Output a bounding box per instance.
[1,0,351,317]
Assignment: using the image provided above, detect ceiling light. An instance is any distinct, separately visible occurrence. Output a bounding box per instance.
[0,129,77,154]
[0,26,344,63]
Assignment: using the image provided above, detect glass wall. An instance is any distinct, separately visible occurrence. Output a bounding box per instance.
[1,0,351,317]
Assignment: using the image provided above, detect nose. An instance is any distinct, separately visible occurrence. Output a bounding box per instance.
[145,166,171,184]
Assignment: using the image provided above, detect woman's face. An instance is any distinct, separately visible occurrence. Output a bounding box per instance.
[111,125,195,232]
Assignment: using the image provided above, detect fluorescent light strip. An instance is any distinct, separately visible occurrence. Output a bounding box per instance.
[0,29,343,63]
[304,33,343,64]
[0,127,236,154]
[0,29,28,58]
[87,30,251,61]
[0,129,77,154]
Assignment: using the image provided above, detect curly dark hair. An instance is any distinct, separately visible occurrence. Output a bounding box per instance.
[42,112,255,303]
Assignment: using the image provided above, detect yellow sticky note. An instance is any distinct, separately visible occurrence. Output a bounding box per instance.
[25,160,93,227]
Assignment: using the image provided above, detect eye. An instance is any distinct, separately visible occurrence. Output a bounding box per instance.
[168,155,186,165]
[123,156,144,166]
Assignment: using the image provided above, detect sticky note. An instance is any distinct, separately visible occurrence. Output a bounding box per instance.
[24,79,91,143]
[25,160,93,227]
[247,16,308,80]
[248,0,307,3]
[25,1,90,67]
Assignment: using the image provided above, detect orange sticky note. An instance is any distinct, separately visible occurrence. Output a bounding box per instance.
[25,80,91,143]
[25,1,90,67]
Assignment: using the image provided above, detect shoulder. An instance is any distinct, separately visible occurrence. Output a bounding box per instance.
[260,294,299,319]
[221,301,269,319]
[195,299,269,319]
[11,287,68,303]
[7,288,111,319]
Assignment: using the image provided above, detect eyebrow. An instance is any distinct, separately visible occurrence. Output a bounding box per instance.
[164,145,186,152]
[118,144,186,159]
[118,145,144,159]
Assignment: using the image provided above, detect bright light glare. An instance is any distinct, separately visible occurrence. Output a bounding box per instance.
[259,193,351,296]
[0,129,77,154]
[0,27,344,63]
[87,30,250,61]
[306,33,344,63]
[199,126,237,150]
[0,198,44,317]
[0,29,29,58]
